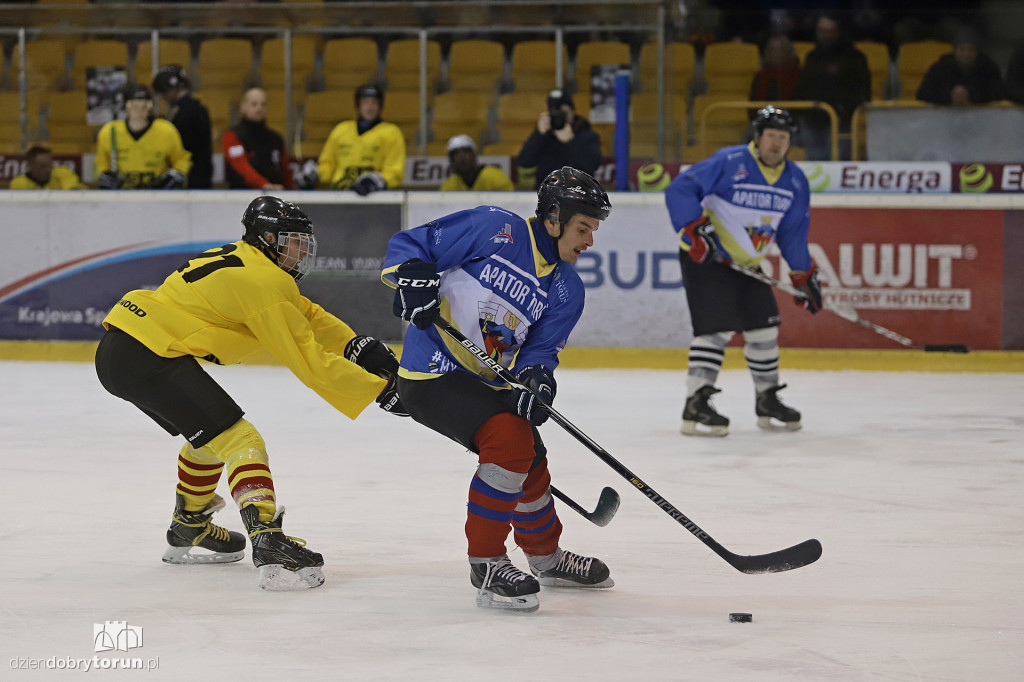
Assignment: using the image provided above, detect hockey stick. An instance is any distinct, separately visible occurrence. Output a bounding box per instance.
[715,256,970,353]
[550,485,620,527]
[436,317,822,574]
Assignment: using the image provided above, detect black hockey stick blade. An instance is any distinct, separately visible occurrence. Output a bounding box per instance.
[551,485,620,527]
[723,538,823,574]
[923,344,970,353]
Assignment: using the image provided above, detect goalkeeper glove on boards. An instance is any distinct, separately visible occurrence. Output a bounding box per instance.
[152,169,186,189]
[790,267,823,314]
[683,216,716,264]
[392,259,441,330]
[353,171,386,196]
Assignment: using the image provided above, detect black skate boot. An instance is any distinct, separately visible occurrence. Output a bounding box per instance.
[756,383,802,431]
[470,555,541,612]
[162,493,246,565]
[529,549,614,588]
[240,504,325,591]
[681,385,730,437]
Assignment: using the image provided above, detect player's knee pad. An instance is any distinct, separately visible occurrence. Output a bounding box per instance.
[692,331,734,352]
[204,418,269,467]
[474,412,535,473]
[744,326,778,347]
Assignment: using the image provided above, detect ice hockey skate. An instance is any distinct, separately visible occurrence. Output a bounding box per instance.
[240,504,325,591]
[529,548,614,588]
[470,555,540,613]
[756,383,802,431]
[162,493,246,565]
[681,385,730,437]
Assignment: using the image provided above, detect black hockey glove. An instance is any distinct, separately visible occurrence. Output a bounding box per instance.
[790,266,823,314]
[97,170,123,189]
[376,374,409,417]
[683,216,716,264]
[353,171,386,196]
[295,159,318,190]
[152,169,186,189]
[344,335,399,379]
[392,259,441,330]
[510,364,556,426]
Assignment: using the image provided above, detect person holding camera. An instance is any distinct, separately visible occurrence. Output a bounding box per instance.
[517,89,602,190]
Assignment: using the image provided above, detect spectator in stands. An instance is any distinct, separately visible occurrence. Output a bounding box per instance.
[518,89,602,190]
[440,134,514,191]
[95,84,192,190]
[9,145,85,190]
[916,27,1005,106]
[791,14,871,160]
[223,87,294,190]
[1005,44,1024,105]
[152,65,213,189]
[297,83,405,195]
[750,35,800,102]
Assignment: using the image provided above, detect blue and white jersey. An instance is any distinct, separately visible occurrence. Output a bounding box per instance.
[665,142,813,272]
[382,205,583,385]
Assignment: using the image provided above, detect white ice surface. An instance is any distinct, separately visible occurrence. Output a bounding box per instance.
[2,361,1023,681]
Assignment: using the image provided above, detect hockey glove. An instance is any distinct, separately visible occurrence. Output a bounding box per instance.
[376,374,409,417]
[392,259,441,330]
[97,170,124,189]
[507,386,549,427]
[516,360,557,425]
[683,216,716,264]
[295,159,319,190]
[790,266,823,314]
[353,171,386,196]
[152,169,186,189]
[344,335,399,379]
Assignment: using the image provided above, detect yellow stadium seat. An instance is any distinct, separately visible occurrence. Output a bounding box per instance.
[637,41,696,93]
[426,141,450,156]
[321,38,380,92]
[793,41,815,65]
[447,40,505,92]
[11,39,70,91]
[0,92,43,131]
[482,141,522,156]
[199,90,238,142]
[197,38,255,92]
[494,91,547,144]
[897,40,951,99]
[693,93,754,155]
[301,90,349,146]
[431,91,492,148]
[134,39,192,86]
[703,42,760,95]
[384,38,441,92]
[45,91,95,150]
[382,89,429,143]
[510,40,569,93]
[574,40,631,92]
[259,36,317,91]
[855,41,891,100]
[72,40,129,88]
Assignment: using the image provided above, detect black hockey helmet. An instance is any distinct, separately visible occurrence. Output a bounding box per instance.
[242,196,317,282]
[354,83,384,107]
[536,167,612,234]
[152,65,190,94]
[754,105,797,136]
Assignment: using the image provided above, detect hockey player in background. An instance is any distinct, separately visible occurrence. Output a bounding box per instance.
[381,167,614,613]
[95,196,406,590]
[665,106,822,437]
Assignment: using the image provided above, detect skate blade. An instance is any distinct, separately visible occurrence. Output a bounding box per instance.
[681,420,729,437]
[258,564,325,591]
[536,575,615,589]
[162,545,245,565]
[757,416,802,432]
[475,589,539,613]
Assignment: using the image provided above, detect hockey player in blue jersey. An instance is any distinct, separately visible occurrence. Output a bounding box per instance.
[665,106,823,437]
[380,167,613,612]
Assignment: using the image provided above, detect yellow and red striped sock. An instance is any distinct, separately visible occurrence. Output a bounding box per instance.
[204,419,277,522]
[175,443,223,512]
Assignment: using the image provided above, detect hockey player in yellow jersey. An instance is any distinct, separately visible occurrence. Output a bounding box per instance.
[94,84,192,190]
[439,134,514,191]
[9,144,86,189]
[297,83,405,194]
[95,196,407,590]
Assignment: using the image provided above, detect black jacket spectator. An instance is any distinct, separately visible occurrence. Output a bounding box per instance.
[1005,45,1024,105]
[168,94,213,189]
[916,29,1005,106]
[792,38,871,126]
[223,118,293,190]
[517,90,602,190]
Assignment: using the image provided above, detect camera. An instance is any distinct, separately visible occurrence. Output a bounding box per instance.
[549,108,567,131]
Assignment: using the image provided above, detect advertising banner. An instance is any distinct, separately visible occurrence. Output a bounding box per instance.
[952,163,1024,193]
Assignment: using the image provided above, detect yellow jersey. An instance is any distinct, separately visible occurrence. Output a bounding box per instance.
[316,120,406,190]
[439,165,515,191]
[9,166,86,189]
[95,118,192,189]
[103,240,386,419]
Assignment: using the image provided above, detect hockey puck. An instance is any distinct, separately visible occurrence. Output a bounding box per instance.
[729,612,752,623]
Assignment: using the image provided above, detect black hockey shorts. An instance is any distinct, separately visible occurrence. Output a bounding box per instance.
[680,251,781,337]
[398,371,547,469]
[94,326,244,448]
